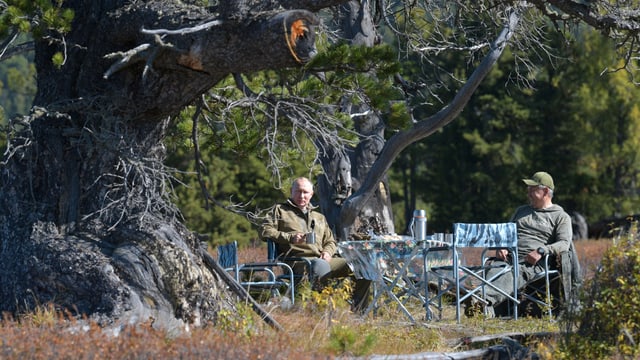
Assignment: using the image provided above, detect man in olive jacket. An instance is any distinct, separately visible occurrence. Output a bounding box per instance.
[260,177,371,312]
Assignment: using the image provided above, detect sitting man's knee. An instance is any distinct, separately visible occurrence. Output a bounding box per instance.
[311,258,331,278]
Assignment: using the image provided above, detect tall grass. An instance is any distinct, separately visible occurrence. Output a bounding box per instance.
[0,239,610,359]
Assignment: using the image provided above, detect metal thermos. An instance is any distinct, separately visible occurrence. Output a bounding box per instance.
[412,209,427,241]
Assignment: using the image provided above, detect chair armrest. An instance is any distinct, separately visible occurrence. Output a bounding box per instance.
[277,255,315,282]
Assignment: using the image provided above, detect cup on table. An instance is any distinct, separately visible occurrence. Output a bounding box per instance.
[445,233,453,245]
[305,232,316,244]
[435,233,444,243]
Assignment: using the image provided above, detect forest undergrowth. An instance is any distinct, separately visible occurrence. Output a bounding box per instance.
[0,239,612,359]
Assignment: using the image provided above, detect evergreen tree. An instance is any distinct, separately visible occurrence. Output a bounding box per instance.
[0,52,36,121]
[391,23,640,232]
[558,27,640,219]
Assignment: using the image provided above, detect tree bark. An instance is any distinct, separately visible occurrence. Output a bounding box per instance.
[0,0,337,330]
[317,0,395,241]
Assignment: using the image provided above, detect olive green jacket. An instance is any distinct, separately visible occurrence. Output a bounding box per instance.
[510,203,573,259]
[510,203,582,306]
[259,199,337,258]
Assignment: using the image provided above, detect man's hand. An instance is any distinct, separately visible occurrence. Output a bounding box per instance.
[291,233,306,244]
[495,249,509,261]
[525,249,542,265]
[320,252,332,261]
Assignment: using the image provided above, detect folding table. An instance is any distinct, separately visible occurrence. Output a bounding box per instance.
[338,235,449,323]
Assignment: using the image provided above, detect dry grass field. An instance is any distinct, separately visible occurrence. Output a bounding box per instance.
[0,239,611,359]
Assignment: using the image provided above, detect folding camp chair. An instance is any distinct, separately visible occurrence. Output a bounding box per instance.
[521,242,581,320]
[266,239,316,287]
[423,240,454,321]
[218,241,295,303]
[426,223,520,323]
[520,252,559,320]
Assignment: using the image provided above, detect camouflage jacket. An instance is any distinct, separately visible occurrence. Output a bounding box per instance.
[259,199,337,258]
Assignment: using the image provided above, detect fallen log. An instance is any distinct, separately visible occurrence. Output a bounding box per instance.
[366,346,524,360]
[364,331,560,360]
[451,331,558,347]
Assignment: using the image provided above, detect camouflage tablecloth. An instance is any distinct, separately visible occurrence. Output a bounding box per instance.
[337,235,451,281]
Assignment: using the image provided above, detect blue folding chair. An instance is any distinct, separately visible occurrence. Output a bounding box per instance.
[455,222,520,322]
[218,241,295,304]
[266,239,315,287]
[425,223,520,322]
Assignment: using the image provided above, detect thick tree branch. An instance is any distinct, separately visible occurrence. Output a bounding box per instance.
[0,40,34,61]
[97,8,320,121]
[219,0,350,14]
[340,4,524,227]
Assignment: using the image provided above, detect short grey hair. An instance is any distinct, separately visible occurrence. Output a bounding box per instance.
[539,184,554,198]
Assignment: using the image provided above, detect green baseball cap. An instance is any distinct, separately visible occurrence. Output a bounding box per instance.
[522,171,555,190]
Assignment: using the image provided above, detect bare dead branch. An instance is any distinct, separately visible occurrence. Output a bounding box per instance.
[103,34,177,80]
[0,40,34,61]
[103,43,152,79]
[191,98,210,211]
[233,73,258,98]
[0,30,18,58]
[141,19,223,35]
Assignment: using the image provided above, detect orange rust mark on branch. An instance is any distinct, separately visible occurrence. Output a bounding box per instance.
[284,19,308,64]
[178,54,203,71]
[290,20,308,48]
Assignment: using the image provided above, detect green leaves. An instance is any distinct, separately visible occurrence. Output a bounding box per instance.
[0,0,74,39]
[308,43,400,77]
[51,51,63,68]
[306,44,409,130]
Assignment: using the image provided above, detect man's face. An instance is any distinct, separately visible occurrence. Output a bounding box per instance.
[527,185,547,208]
[291,180,314,209]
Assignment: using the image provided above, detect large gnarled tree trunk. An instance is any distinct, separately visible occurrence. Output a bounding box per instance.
[317,0,395,241]
[0,0,334,330]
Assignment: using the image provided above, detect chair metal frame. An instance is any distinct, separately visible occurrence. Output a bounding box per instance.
[521,253,561,320]
[521,242,583,321]
[218,241,296,303]
[266,239,315,287]
[422,241,454,321]
[425,222,520,322]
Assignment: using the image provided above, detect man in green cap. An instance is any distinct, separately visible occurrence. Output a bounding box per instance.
[466,171,578,317]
